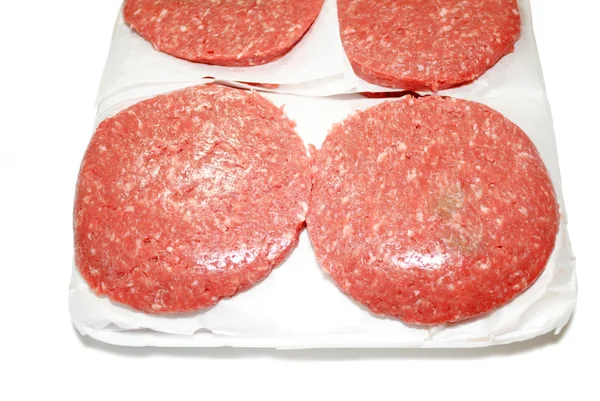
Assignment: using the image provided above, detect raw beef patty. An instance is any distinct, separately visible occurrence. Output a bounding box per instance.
[74,85,311,313]
[338,0,521,91]
[124,0,324,66]
[307,95,559,325]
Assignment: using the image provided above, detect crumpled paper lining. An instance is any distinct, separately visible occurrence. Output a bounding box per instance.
[71,84,577,348]
[97,1,541,100]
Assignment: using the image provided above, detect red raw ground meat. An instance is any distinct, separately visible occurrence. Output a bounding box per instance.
[338,0,522,91]
[123,0,324,66]
[307,96,559,325]
[74,85,311,313]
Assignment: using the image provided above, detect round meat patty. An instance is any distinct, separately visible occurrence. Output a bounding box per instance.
[338,0,521,91]
[74,85,311,313]
[307,96,559,325]
[123,0,324,66]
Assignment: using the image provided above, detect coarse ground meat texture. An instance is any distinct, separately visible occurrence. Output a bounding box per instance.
[123,0,324,66]
[338,0,521,91]
[307,96,559,325]
[74,85,311,313]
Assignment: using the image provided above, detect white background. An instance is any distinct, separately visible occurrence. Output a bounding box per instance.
[0,0,597,399]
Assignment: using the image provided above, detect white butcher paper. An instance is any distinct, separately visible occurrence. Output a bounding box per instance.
[71,0,577,348]
[99,0,540,100]
[71,85,576,348]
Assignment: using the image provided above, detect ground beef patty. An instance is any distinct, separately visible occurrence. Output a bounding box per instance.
[338,0,521,91]
[123,0,324,66]
[74,85,310,313]
[307,96,559,325]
